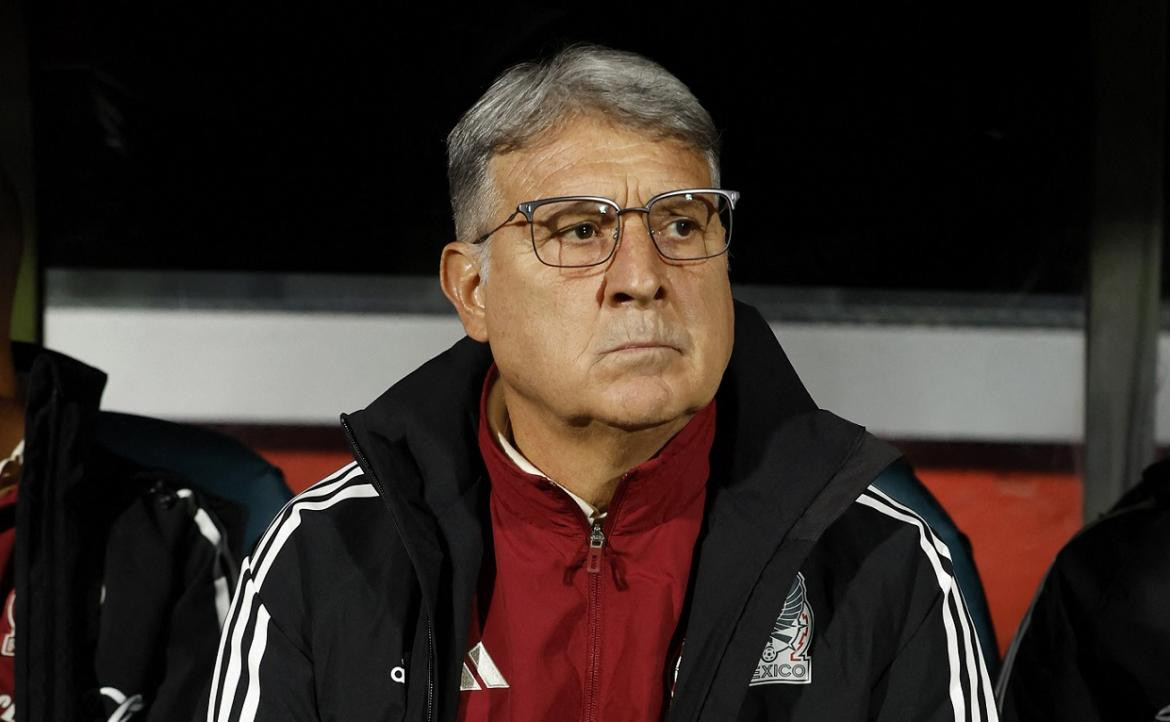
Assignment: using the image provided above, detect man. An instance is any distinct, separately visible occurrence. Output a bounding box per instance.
[208,45,996,720]
[0,160,237,720]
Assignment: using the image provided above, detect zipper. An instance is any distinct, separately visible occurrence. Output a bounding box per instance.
[586,520,605,573]
[425,618,435,722]
[340,417,437,722]
[580,470,630,722]
[584,518,605,722]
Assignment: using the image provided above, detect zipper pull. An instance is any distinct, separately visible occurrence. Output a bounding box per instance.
[586,521,605,574]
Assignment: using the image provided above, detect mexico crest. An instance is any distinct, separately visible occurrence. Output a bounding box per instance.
[750,572,813,686]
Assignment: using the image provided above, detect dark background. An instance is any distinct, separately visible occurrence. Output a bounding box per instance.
[29,2,1103,293]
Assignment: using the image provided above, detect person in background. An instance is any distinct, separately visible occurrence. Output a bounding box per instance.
[0,160,237,721]
[208,45,996,721]
[996,457,1170,721]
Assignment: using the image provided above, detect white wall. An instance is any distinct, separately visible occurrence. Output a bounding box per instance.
[43,304,1170,443]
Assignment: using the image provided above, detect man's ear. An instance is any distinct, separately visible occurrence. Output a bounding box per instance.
[440,242,488,342]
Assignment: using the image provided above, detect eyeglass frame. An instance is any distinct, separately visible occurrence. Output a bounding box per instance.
[470,187,741,268]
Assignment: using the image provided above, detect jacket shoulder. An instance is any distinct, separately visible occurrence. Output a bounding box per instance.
[253,460,385,556]
[210,462,423,720]
[816,484,964,608]
[836,484,949,551]
[237,462,411,637]
[802,483,972,673]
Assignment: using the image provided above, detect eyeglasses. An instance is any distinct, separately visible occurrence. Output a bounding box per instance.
[472,188,740,268]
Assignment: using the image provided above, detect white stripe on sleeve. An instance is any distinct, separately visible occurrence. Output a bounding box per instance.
[209,461,371,722]
[239,602,272,722]
[857,488,998,722]
[863,485,998,722]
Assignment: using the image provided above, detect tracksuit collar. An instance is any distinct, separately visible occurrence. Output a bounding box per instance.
[482,370,603,523]
[477,364,716,537]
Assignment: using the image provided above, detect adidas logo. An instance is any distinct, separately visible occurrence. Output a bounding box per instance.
[460,641,509,691]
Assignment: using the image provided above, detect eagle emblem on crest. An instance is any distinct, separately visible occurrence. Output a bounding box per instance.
[751,572,813,685]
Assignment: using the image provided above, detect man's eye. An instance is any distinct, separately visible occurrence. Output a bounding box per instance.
[659,218,702,239]
[557,223,600,241]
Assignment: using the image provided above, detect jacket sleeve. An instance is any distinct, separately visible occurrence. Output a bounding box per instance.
[201,556,319,722]
[204,461,395,722]
[872,583,998,722]
[860,488,999,722]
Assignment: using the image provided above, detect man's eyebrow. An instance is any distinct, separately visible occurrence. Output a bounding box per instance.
[539,198,611,208]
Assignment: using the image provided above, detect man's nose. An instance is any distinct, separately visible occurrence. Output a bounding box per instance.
[603,212,667,305]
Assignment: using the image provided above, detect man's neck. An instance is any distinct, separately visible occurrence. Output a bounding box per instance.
[498,382,692,511]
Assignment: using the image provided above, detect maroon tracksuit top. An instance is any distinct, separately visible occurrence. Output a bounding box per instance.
[458,374,715,721]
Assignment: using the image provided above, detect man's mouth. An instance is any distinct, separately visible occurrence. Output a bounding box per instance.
[597,319,688,357]
[602,341,682,357]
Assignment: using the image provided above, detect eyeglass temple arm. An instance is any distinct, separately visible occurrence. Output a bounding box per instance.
[473,210,521,245]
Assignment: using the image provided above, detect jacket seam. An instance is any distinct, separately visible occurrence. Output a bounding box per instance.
[245,581,314,663]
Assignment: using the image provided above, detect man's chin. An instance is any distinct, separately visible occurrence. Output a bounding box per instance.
[592,389,696,433]
[601,414,680,434]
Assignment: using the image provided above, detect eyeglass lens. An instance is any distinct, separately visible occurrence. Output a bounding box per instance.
[529,192,733,268]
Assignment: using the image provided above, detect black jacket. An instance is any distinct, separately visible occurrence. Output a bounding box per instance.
[13,345,237,721]
[208,302,997,721]
[996,458,1170,721]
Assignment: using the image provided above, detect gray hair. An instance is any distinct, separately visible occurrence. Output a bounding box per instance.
[446,44,721,247]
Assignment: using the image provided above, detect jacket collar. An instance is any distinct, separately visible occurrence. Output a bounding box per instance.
[13,342,108,407]
[478,363,717,537]
[13,342,109,495]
